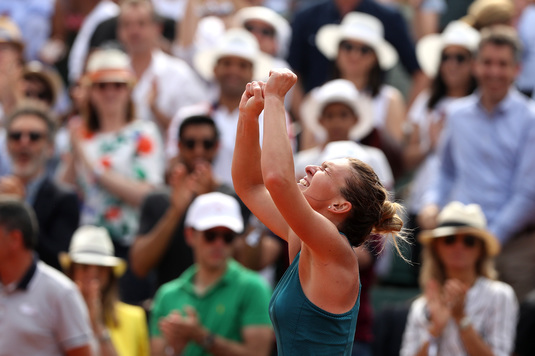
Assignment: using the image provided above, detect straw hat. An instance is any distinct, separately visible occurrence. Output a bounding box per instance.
[461,0,514,30]
[419,201,500,256]
[300,79,374,143]
[417,20,481,78]
[59,225,127,276]
[0,16,24,51]
[185,192,244,234]
[193,28,273,81]
[85,48,136,86]
[315,12,398,70]
[23,61,64,106]
[233,6,292,58]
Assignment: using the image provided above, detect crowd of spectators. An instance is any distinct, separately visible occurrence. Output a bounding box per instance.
[0,0,534,355]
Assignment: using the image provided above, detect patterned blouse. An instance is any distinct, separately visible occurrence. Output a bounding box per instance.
[77,120,164,245]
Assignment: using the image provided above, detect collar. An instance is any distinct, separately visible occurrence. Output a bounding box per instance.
[16,256,38,291]
[475,87,516,115]
[182,259,238,296]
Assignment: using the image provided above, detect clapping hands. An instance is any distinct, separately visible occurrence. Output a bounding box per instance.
[426,279,468,337]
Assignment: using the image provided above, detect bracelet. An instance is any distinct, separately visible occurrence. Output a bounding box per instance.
[99,328,111,343]
[458,315,472,330]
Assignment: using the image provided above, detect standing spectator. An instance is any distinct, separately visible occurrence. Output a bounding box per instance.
[61,225,150,356]
[1,104,79,271]
[150,192,273,356]
[401,202,518,356]
[418,26,535,302]
[59,48,164,303]
[0,197,93,356]
[118,0,206,134]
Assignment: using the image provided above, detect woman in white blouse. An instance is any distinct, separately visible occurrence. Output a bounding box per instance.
[401,201,518,356]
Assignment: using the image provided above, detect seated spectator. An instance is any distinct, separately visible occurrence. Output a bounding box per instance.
[295,79,393,190]
[461,0,514,30]
[401,202,518,356]
[515,0,535,98]
[59,48,164,303]
[1,104,79,271]
[61,225,150,356]
[150,192,273,356]
[0,197,93,356]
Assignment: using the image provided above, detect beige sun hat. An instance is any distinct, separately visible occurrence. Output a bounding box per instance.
[85,48,136,86]
[233,6,291,58]
[419,201,500,256]
[417,20,481,78]
[461,0,514,30]
[315,12,398,71]
[0,16,24,51]
[59,225,127,277]
[193,28,274,81]
[300,79,374,143]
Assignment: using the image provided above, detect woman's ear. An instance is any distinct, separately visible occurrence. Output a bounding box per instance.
[328,201,352,214]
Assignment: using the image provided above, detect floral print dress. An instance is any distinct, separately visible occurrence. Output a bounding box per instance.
[77,120,164,246]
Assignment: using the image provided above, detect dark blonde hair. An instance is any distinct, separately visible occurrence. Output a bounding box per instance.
[339,158,405,249]
[83,90,136,132]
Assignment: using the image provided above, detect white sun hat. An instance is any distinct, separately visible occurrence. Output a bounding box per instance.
[419,201,500,257]
[416,20,481,78]
[315,12,398,71]
[300,79,374,143]
[233,6,292,58]
[85,48,135,85]
[193,28,274,81]
[59,225,127,276]
[185,192,244,234]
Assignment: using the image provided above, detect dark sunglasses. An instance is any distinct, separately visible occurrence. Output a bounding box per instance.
[442,234,478,248]
[244,23,275,38]
[203,230,236,244]
[441,53,470,64]
[182,138,216,150]
[339,41,373,56]
[8,131,46,142]
[25,90,52,102]
[92,82,128,90]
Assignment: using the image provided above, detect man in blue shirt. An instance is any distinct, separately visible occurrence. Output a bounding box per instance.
[418,25,535,302]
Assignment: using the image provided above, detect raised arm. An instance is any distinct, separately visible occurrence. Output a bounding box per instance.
[232,81,289,240]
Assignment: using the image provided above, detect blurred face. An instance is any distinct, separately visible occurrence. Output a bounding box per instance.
[299,158,351,210]
[188,227,236,271]
[178,124,219,172]
[90,81,130,115]
[7,114,51,181]
[319,103,358,142]
[72,263,112,292]
[435,234,483,273]
[0,42,22,86]
[439,45,473,91]
[213,56,254,97]
[118,4,158,54]
[21,77,54,107]
[336,39,377,79]
[474,42,519,104]
[244,19,277,56]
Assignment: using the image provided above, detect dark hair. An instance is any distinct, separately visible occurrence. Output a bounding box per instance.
[6,102,56,142]
[427,52,478,110]
[477,25,523,63]
[119,0,161,24]
[178,115,220,142]
[0,196,39,249]
[338,158,404,247]
[84,94,136,132]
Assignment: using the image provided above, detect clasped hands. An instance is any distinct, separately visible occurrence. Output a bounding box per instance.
[426,278,469,338]
[159,306,205,352]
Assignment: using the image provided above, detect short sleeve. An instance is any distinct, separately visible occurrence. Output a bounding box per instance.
[54,287,94,351]
[400,297,429,356]
[240,274,273,327]
[133,121,165,185]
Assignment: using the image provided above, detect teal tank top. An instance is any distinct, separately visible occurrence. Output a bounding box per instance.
[269,251,361,355]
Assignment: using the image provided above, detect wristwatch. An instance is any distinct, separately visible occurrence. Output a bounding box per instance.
[201,332,215,350]
[458,316,472,330]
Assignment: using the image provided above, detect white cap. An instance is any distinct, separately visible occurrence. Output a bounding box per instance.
[185,192,244,233]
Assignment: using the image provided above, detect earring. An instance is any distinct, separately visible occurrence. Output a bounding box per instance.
[328,205,332,209]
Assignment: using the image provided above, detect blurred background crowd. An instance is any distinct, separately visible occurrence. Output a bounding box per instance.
[0,0,534,355]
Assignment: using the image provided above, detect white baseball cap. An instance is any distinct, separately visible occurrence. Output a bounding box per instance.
[185,192,244,233]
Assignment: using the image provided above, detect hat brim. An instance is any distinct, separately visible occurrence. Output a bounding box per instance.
[315,25,398,71]
[190,216,244,234]
[193,49,274,81]
[418,226,500,256]
[88,69,136,85]
[59,252,127,277]
[300,89,374,143]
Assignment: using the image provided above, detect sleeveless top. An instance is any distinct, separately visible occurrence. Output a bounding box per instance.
[269,251,361,355]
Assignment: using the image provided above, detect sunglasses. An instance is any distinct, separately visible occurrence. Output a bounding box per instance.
[441,53,470,64]
[203,230,236,244]
[25,90,52,102]
[441,234,478,248]
[339,41,373,56]
[244,23,275,38]
[8,131,46,142]
[182,138,216,150]
[92,82,128,90]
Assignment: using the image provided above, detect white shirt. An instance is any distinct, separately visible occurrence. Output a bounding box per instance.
[401,277,518,356]
[132,50,206,135]
[68,0,120,83]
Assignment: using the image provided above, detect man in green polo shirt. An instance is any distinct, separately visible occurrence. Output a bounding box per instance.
[150,192,273,356]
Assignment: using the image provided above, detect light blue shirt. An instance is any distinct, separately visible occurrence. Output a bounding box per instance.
[517,5,535,92]
[427,89,535,244]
